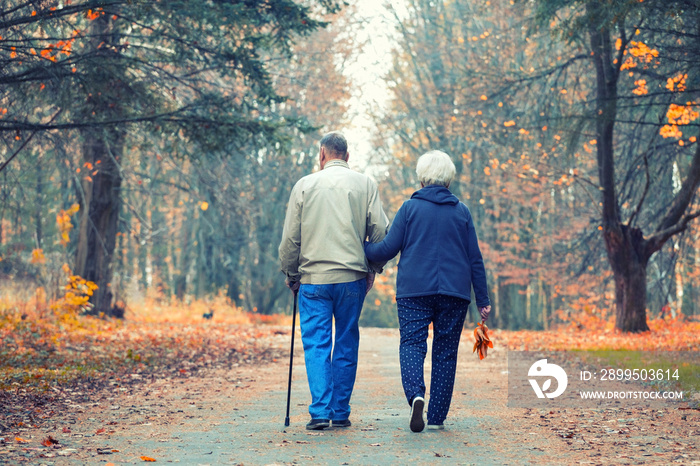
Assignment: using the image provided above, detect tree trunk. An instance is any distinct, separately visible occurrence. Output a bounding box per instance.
[0,172,4,252]
[588,12,651,332]
[539,279,548,331]
[73,12,128,317]
[174,220,192,300]
[492,275,500,328]
[615,248,649,332]
[75,131,124,316]
[225,237,241,304]
[35,158,43,249]
[612,264,649,332]
[601,206,652,332]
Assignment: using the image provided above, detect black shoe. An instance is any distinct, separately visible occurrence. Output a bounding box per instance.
[332,419,351,428]
[306,418,330,430]
[409,396,425,433]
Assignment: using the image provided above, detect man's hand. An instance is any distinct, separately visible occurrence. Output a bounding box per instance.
[479,305,491,322]
[365,272,376,294]
[285,278,300,293]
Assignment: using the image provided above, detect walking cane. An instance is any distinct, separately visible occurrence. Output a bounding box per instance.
[284,290,298,427]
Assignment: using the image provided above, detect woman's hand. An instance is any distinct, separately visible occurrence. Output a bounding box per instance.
[478,305,491,322]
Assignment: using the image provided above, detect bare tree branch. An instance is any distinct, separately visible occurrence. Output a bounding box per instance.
[646,210,700,255]
[655,128,700,234]
[626,127,659,228]
[0,109,63,173]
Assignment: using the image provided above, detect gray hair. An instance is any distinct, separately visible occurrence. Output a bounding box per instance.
[416,150,456,187]
[320,131,348,159]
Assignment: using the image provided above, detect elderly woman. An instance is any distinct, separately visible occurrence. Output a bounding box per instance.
[365,150,491,433]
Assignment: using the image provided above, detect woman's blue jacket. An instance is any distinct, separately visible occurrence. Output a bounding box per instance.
[364,185,490,307]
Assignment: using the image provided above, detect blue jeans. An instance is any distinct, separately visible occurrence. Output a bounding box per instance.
[298,278,365,420]
[397,295,469,425]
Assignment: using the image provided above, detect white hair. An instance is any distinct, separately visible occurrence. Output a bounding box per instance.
[416,150,456,187]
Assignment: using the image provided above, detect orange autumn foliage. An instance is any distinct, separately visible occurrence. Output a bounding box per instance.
[660,102,699,139]
[52,264,98,315]
[666,102,699,125]
[632,79,648,95]
[667,73,688,92]
[30,248,46,264]
[493,315,700,352]
[0,285,290,392]
[473,322,493,360]
[626,40,659,63]
[56,203,80,246]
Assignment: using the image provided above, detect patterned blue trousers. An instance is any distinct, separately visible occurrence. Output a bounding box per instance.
[397,294,469,425]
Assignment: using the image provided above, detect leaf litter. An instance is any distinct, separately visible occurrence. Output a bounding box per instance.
[0,312,290,464]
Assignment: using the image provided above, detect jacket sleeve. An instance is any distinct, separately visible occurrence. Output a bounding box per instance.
[465,207,490,307]
[365,202,406,263]
[365,180,390,272]
[278,181,303,281]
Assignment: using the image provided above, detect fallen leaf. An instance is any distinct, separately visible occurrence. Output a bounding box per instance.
[96,428,106,434]
[41,436,59,447]
[15,437,29,444]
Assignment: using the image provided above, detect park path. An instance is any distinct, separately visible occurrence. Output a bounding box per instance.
[54,327,561,465]
[38,328,697,465]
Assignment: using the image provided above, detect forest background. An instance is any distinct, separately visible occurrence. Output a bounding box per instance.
[2,0,700,335]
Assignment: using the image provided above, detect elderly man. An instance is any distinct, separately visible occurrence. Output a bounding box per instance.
[279,131,389,430]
